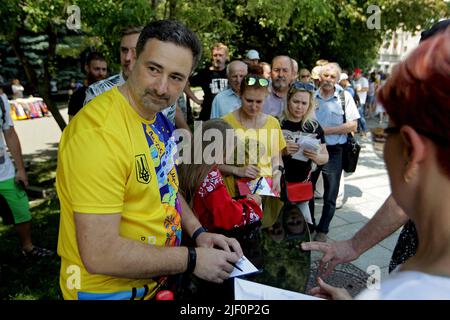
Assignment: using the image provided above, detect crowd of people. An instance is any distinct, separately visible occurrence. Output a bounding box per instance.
[1,17,449,300]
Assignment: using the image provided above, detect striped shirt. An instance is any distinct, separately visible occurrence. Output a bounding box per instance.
[84,72,176,124]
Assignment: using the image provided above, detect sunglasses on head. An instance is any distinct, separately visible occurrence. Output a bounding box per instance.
[245,76,269,87]
[290,81,315,92]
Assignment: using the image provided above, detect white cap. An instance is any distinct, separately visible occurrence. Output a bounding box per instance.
[246,49,260,60]
[339,73,349,81]
[311,66,321,80]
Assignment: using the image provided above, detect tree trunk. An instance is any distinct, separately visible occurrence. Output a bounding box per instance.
[10,29,67,131]
[168,0,177,19]
[150,0,160,11]
[43,25,67,131]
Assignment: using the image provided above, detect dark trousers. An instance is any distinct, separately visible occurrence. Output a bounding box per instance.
[309,145,343,234]
[357,103,368,132]
[308,168,321,231]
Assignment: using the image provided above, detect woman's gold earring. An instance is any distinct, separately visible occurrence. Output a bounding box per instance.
[404,159,410,167]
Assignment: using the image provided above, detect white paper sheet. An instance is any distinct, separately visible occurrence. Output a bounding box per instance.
[283,130,321,162]
[292,135,321,162]
[247,177,278,197]
[229,256,259,278]
[234,278,323,300]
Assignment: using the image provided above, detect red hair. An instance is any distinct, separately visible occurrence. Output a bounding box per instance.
[377,27,450,178]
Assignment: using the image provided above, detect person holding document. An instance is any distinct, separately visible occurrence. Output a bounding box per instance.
[178,119,263,232]
[178,119,263,300]
[221,66,286,227]
[281,81,328,232]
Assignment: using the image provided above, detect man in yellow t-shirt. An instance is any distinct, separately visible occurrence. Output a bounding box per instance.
[57,20,242,300]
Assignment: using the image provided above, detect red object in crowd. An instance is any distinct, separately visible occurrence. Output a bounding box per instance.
[156,290,174,300]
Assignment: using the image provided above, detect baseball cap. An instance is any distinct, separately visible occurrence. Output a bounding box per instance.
[339,73,349,82]
[311,66,321,80]
[246,49,260,60]
[354,68,362,75]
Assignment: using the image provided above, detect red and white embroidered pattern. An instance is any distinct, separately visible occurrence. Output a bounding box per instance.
[198,168,224,198]
[248,208,261,224]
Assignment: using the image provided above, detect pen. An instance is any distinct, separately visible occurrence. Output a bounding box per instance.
[232,263,243,272]
[252,177,263,194]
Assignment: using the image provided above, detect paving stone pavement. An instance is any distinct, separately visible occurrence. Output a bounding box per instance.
[306,116,401,296]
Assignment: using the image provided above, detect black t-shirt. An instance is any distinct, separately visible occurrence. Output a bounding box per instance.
[68,86,88,116]
[281,119,326,182]
[190,67,228,121]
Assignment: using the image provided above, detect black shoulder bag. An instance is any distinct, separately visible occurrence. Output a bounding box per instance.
[339,91,361,173]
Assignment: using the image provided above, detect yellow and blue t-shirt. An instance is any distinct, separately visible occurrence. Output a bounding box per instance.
[56,87,181,300]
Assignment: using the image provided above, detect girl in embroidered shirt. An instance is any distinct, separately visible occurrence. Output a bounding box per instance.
[178,119,263,232]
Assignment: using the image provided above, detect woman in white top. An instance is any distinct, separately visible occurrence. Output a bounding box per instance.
[11,79,24,99]
[310,27,450,300]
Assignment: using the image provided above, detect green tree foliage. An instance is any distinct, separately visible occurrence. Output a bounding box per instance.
[0,0,154,130]
[165,0,448,70]
[0,0,448,130]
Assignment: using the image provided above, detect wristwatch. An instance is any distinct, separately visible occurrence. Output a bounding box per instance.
[192,226,207,242]
[184,247,197,275]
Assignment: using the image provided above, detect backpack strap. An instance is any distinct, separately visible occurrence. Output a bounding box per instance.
[0,96,6,127]
[339,90,347,123]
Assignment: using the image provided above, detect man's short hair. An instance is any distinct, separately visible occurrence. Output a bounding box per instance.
[86,52,106,66]
[315,59,329,67]
[121,25,144,38]
[136,20,202,71]
[226,60,247,76]
[212,42,229,57]
[320,62,342,80]
[272,55,294,71]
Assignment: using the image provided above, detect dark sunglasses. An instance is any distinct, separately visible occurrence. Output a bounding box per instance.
[384,126,447,146]
[289,81,315,93]
[300,74,310,78]
[245,76,269,87]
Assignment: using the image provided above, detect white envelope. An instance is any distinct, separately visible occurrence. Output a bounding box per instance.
[234,278,323,300]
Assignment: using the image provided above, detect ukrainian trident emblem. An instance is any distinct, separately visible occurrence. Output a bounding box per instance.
[135,154,151,184]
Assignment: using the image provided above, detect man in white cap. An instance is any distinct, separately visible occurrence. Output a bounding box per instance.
[245,49,260,66]
[311,65,322,89]
[339,73,355,98]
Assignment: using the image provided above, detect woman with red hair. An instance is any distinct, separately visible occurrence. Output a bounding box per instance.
[310,27,450,299]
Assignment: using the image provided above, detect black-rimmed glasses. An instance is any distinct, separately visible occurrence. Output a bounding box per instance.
[245,76,269,87]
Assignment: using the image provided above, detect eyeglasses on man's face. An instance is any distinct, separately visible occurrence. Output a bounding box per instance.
[245,76,269,87]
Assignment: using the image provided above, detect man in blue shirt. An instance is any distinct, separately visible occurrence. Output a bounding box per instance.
[210,60,247,119]
[313,63,360,242]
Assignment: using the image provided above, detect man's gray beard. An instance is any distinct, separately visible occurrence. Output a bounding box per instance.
[321,82,334,90]
[272,79,287,90]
